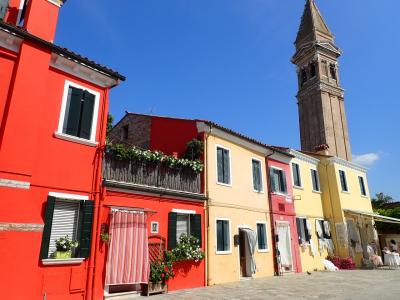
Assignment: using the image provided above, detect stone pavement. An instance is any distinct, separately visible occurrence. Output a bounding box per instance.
[151,269,400,299]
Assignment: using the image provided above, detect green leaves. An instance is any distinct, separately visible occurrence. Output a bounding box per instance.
[54,235,79,252]
[171,234,205,263]
[108,144,204,173]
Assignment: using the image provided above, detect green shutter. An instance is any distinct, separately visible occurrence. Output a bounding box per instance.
[269,168,277,192]
[223,149,230,184]
[190,214,202,247]
[63,87,83,137]
[79,91,95,139]
[168,212,178,249]
[77,200,94,258]
[40,196,56,259]
[281,171,287,193]
[217,148,223,183]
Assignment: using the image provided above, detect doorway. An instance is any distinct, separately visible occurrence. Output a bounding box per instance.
[276,222,293,272]
[238,227,257,278]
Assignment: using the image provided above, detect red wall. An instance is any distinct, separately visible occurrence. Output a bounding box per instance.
[92,189,206,299]
[267,158,302,273]
[0,26,109,300]
[149,116,199,156]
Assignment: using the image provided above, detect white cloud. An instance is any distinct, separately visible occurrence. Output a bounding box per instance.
[353,153,380,166]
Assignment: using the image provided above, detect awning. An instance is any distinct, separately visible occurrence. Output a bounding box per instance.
[344,209,400,224]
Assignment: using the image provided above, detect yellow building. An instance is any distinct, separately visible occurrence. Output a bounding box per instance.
[196,121,280,285]
[315,154,376,267]
[288,149,330,272]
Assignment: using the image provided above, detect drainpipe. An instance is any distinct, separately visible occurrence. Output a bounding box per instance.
[202,130,209,287]
[265,150,281,276]
[86,88,109,300]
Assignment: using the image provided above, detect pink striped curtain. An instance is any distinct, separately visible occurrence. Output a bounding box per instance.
[105,209,149,285]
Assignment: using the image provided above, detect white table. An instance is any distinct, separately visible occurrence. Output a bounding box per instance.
[383,252,400,267]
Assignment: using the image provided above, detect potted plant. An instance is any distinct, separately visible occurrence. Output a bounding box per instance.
[53,235,79,259]
[172,234,205,262]
[143,251,174,296]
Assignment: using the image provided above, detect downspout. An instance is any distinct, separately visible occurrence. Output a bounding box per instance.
[265,150,281,276]
[202,130,209,287]
[86,88,109,300]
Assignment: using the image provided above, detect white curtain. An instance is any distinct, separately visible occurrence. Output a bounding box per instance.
[242,228,257,274]
[277,224,292,268]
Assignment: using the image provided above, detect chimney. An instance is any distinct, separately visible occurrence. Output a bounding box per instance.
[17,0,65,41]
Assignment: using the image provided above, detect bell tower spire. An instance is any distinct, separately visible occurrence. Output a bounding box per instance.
[292,0,352,161]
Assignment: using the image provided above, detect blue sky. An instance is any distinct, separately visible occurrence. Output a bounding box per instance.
[56,0,399,200]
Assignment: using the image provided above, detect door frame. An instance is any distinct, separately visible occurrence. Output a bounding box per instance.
[276,220,294,272]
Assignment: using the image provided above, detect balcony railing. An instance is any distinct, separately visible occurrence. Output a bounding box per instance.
[103,153,202,196]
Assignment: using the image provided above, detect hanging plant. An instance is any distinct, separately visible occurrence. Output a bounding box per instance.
[107,144,204,173]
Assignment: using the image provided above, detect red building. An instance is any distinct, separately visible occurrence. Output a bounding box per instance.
[0,1,124,299]
[266,154,302,274]
[96,114,207,298]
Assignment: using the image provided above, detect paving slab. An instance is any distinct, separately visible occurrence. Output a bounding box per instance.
[151,269,400,299]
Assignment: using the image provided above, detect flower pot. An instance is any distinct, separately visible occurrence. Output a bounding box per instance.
[141,282,168,296]
[54,250,72,259]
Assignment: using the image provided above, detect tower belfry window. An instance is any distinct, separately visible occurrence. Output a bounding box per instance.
[310,62,316,78]
[329,64,337,80]
[301,69,307,86]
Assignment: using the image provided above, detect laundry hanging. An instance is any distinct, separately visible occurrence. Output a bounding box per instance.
[105,208,149,285]
[242,228,257,274]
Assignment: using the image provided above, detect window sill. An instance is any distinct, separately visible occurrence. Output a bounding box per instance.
[361,195,369,199]
[216,181,232,188]
[271,192,287,197]
[41,258,85,266]
[216,250,232,255]
[257,249,270,253]
[54,132,98,147]
[312,190,322,194]
[253,189,264,194]
[293,185,304,190]
[341,190,350,194]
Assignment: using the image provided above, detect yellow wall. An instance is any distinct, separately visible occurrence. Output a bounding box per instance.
[205,134,274,285]
[291,154,327,271]
[317,156,374,266]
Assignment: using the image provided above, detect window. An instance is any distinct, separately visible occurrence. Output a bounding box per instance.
[296,217,311,244]
[168,212,202,249]
[316,219,331,239]
[57,81,100,143]
[40,194,94,260]
[301,69,307,85]
[359,176,367,196]
[216,146,231,185]
[339,170,348,192]
[256,223,268,251]
[329,64,337,80]
[121,125,129,141]
[216,219,230,253]
[252,159,263,192]
[151,222,159,234]
[292,163,302,187]
[311,169,320,192]
[269,168,287,194]
[310,62,316,78]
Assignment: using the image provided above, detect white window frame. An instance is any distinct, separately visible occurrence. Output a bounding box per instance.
[339,169,349,193]
[41,191,88,265]
[270,166,287,196]
[358,176,367,197]
[215,145,232,187]
[55,80,100,147]
[291,162,303,189]
[251,158,264,193]
[256,221,269,252]
[215,218,232,255]
[310,168,321,192]
[151,221,159,234]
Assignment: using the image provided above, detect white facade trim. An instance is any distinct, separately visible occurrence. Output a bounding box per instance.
[328,156,368,173]
[0,178,30,189]
[256,221,270,252]
[288,149,320,165]
[172,209,196,215]
[251,157,264,193]
[48,192,89,201]
[42,258,84,265]
[0,29,22,52]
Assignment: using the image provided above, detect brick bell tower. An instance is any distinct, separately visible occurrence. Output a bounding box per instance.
[292,0,351,161]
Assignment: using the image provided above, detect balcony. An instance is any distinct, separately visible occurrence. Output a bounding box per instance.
[103,152,204,199]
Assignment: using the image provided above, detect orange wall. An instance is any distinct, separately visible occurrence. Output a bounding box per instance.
[92,190,206,299]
